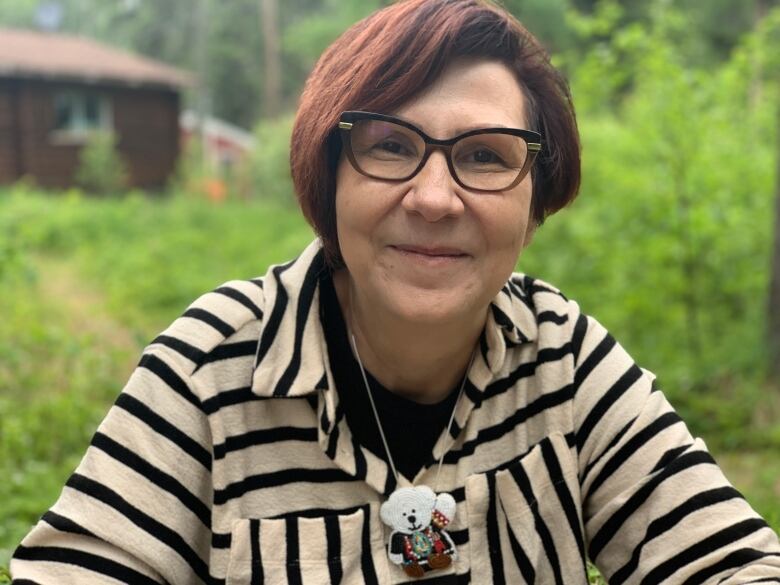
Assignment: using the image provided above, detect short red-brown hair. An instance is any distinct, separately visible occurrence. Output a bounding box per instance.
[290,0,581,268]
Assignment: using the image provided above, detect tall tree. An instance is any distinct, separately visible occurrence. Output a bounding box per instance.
[771,102,780,378]
[260,0,282,118]
[762,7,780,378]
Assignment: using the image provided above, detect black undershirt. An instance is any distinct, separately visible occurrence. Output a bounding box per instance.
[319,270,460,481]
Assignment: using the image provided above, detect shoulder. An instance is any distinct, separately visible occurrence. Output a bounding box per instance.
[510,273,659,391]
[503,272,638,382]
[144,277,266,380]
[508,273,571,314]
[136,239,327,402]
[499,272,583,344]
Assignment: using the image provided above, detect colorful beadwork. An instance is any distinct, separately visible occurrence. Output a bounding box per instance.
[403,529,435,562]
[431,510,450,529]
[380,486,457,578]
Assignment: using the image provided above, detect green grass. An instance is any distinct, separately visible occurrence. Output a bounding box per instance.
[715,450,780,529]
[1,187,314,334]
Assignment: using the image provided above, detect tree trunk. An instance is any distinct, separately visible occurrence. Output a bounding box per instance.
[769,100,780,380]
[749,0,768,109]
[260,0,282,118]
[194,0,209,169]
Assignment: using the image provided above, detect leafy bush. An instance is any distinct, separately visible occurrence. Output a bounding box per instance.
[171,118,298,204]
[75,131,129,195]
[234,114,296,203]
[522,2,780,443]
[0,187,314,334]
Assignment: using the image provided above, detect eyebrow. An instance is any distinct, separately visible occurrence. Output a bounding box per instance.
[451,123,510,134]
[392,114,515,137]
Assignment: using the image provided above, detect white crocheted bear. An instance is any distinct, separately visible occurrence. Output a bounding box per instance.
[380,486,457,577]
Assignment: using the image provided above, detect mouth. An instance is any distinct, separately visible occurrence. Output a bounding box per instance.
[409,522,422,531]
[391,244,469,262]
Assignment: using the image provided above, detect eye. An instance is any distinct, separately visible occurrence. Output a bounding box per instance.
[472,149,499,163]
[402,512,406,516]
[378,140,405,154]
[366,131,418,158]
[370,139,417,159]
[455,142,512,169]
[412,509,416,513]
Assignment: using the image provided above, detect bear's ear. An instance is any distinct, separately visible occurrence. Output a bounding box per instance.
[434,492,457,519]
[380,499,395,527]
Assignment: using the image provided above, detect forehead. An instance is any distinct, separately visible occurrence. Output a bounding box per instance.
[391,58,528,136]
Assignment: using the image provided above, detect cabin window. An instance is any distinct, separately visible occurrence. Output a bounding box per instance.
[51,91,112,142]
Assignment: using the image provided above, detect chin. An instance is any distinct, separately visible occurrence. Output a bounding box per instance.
[383,282,480,325]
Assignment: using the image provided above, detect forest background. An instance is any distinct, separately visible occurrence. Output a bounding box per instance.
[1,0,780,581]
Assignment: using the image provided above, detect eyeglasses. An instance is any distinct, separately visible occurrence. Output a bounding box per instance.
[337,111,541,192]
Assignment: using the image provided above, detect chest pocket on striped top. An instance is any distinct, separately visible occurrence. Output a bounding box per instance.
[225,504,390,585]
[466,432,588,585]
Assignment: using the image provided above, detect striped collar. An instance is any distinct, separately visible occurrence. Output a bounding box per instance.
[250,238,539,404]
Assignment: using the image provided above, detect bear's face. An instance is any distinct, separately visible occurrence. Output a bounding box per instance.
[380,486,437,533]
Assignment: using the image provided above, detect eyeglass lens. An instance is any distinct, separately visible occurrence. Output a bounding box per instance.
[348,119,529,191]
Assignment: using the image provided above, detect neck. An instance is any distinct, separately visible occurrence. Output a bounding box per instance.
[333,270,485,404]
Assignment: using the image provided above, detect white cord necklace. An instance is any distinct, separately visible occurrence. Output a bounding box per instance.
[350,333,474,579]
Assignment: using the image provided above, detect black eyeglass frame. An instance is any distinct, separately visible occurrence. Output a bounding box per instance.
[337,110,542,192]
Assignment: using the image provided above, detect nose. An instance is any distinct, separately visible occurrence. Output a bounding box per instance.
[408,515,416,525]
[401,150,464,222]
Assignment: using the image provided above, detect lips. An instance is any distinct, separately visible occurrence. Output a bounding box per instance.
[392,244,468,257]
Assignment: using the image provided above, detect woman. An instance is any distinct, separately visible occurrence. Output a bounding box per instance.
[11,0,780,583]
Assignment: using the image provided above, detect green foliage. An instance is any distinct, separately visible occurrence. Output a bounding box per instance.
[282,0,380,70]
[502,0,576,53]
[2,0,774,129]
[235,115,297,203]
[522,1,780,448]
[0,208,136,565]
[562,0,648,110]
[169,137,208,195]
[204,0,265,128]
[74,131,129,196]
[588,561,607,584]
[0,185,314,334]
[171,118,297,206]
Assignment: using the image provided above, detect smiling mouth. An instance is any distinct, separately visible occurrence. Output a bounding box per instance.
[409,522,422,531]
[391,245,468,259]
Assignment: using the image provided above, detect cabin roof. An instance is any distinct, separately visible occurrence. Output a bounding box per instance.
[0,28,193,89]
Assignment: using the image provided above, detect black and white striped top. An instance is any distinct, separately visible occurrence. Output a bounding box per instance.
[12,239,780,584]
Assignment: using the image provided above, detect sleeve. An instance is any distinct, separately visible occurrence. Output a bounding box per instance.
[390,532,405,555]
[10,348,215,585]
[569,303,780,584]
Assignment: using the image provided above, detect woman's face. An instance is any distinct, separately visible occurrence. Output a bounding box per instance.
[335,59,535,325]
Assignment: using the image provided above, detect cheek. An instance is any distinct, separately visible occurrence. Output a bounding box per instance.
[335,169,376,236]
[477,192,533,278]
[504,186,534,251]
[334,172,350,231]
[486,202,531,252]
[334,178,364,256]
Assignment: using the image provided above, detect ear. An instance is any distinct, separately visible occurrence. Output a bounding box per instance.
[380,499,395,527]
[434,492,457,519]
